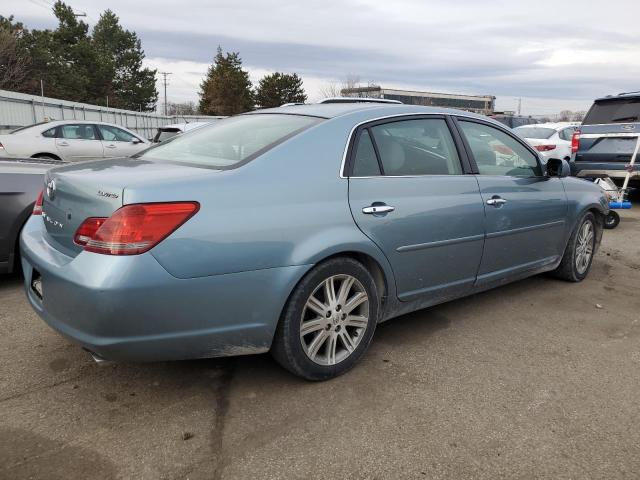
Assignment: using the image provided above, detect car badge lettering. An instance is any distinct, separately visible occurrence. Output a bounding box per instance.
[46,179,56,200]
[97,190,119,199]
[43,213,64,229]
[622,124,635,131]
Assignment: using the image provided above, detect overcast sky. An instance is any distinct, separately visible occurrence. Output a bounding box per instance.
[7,0,640,114]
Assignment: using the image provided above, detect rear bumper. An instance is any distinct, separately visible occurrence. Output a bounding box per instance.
[20,216,310,362]
[571,162,640,183]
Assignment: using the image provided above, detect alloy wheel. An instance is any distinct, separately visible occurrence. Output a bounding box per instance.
[300,274,369,366]
[575,220,594,275]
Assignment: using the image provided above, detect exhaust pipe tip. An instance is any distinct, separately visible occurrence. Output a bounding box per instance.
[83,348,111,365]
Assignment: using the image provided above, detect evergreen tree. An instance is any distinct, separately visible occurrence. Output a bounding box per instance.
[199,47,253,115]
[0,16,29,90]
[254,72,306,108]
[92,10,157,111]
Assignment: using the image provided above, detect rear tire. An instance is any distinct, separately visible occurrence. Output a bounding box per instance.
[271,257,379,381]
[552,212,597,282]
[604,211,620,229]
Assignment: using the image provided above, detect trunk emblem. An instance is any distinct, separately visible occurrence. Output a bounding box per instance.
[622,124,635,131]
[46,179,56,200]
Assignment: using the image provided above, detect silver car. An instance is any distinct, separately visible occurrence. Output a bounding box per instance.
[21,101,608,380]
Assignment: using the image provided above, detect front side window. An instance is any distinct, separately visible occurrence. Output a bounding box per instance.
[361,118,462,176]
[61,124,97,140]
[458,120,541,177]
[141,114,321,168]
[98,125,137,142]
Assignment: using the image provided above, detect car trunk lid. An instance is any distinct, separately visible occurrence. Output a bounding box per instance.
[42,157,212,255]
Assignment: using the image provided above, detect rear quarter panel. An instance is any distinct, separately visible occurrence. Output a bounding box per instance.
[126,113,398,301]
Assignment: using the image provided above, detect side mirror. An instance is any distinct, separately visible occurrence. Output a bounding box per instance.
[546,158,570,178]
[132,138,143,144]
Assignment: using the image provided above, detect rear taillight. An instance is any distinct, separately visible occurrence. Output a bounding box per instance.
[32,190,44,215]
[74,217,107,246]
[74,202,199,255]
[571,131,581,154]
[534,144,556,152]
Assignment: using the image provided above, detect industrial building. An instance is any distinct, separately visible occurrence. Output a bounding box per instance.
[341,86,495,115]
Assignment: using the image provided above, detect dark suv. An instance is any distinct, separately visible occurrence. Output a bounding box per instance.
[571,92,640,186]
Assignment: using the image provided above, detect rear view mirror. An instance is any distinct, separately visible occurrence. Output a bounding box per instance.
[546,158,570,178]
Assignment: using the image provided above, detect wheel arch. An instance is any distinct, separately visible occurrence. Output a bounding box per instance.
[31,152,61,160]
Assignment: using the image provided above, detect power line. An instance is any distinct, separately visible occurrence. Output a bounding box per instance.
[159,72,172,116]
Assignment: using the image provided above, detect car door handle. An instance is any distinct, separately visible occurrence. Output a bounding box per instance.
[105,144,117,149]
[362,205,395,214]
[57,141,69,147]
[486,197,507,207]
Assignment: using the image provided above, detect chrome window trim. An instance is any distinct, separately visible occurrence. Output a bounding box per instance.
[339,111,475,178]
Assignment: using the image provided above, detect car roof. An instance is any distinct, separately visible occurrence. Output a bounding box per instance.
[246,102,494,123]
[595,92,640,102]
[25,120,131,129]
[515,122,579,130]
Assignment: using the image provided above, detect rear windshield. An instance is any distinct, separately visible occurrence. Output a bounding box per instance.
[583,98,640,125]
[514,127,555,139]
[154,128,181,143]
[141,114,321,168]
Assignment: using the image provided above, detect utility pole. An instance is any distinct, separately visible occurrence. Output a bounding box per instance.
[517,97,522,116]
[159,72,172,116]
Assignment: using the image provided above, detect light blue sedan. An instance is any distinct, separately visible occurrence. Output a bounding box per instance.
[21,101,608,380]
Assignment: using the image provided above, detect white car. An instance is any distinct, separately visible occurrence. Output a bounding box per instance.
[513,122,580,164]
[152,122,211,143]
[0,120,150,162]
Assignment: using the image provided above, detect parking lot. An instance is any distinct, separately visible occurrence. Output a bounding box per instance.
[1,205,639,479]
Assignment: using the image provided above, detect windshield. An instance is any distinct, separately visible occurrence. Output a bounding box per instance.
[583,98,640,125]
[141,114,321,168]
[514,127,555,139]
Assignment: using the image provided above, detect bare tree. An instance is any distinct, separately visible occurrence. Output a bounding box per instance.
[319,74,380,99]
[167,101,198,116]
[0,29,28,90]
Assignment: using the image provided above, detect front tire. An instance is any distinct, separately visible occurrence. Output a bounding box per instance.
[553,212,597,282]
[271,257,379,381]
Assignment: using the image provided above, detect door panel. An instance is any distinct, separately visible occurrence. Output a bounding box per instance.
[474,176,567,285]
[97,124,144,158]
[55,124,104,161]
[349,177,485,301]
[455,119,568,285]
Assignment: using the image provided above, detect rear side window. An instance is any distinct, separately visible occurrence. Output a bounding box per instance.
[42,127,58,138]
[61,124,97,140]
[583,99,640,125]
[514,127,555,139]
[458,120,541,177]
[365,118,462,176]
[141,114,321,168]
[352,130,381,176]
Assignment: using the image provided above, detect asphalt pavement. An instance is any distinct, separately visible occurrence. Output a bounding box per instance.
[1,207,639,480]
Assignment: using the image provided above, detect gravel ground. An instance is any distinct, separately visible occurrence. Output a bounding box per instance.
[1,206,639,480]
